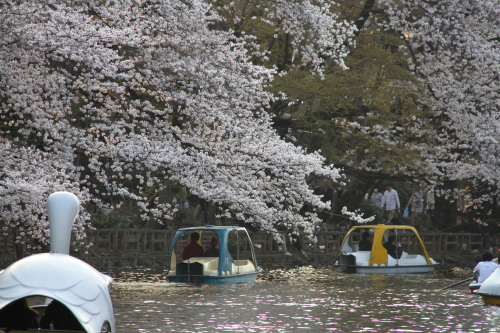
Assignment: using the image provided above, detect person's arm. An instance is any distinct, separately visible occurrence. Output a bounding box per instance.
[472,263,482,281]
[408,194,413,207]
[181,244,188,260]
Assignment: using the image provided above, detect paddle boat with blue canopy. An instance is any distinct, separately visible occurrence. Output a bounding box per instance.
[166,226,259,284]
[334,224,438,274]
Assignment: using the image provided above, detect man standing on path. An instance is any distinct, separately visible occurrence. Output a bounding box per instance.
[370,188,384,220]
[381,185,400,223]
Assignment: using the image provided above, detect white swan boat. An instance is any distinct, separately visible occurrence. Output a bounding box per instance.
[0,192,115,332]
[334,224,438,274]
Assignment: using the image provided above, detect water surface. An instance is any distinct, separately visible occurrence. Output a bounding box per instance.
[112,267,500,332]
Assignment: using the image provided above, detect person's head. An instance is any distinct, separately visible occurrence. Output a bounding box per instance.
[373,188,378,193]
[190,232,200,242]
[362,231,370,240]
[210,236,219,249]
[3,297,37,315]
[482,251,493,261]
[386,185,392,191]
[8,298,29,310]
[387,236,396,244]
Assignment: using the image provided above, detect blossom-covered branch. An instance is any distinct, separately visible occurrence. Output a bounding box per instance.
[0,0,354,246]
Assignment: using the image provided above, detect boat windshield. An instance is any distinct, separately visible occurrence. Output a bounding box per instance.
[227,229,255,263]
[341,228,374,252]
[170,230,220,263]
[381,228,427,258]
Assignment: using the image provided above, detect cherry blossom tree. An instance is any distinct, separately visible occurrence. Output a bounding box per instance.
[264,0,498,225]
[380,0,499,223]
[210,0,357,75]
[0,0,358,249]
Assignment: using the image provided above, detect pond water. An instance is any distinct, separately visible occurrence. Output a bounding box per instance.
[112,267,500,332]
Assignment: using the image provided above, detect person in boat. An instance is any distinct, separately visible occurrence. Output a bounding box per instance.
[384,236,403,259]
[358,231,372,251]
[473,252,498,283]
[0,298,39,331]
[205,236,220,257]
[40,299,84,331]
[181,232,205,260]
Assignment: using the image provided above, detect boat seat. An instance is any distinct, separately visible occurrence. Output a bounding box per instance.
[232,260,256,273]
[401,253,418,259]
[205,258,219,271]
[233,259,251,266]
[176,262,204,276]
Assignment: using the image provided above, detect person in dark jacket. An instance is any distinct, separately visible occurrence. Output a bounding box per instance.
[181,232,205,260]
[205,236,220,257]
[0,298,39,331]
[40,299,84,331]
[358,231,372,251]
[384,236,403,259]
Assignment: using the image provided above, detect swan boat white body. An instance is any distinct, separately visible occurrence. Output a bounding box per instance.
[477,267,500,305]
[0,192,115,333]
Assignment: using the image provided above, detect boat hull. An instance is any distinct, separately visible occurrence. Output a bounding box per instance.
[167,226,260,285]
[336,225,437,275]
[168,271,258,284]
[479,295,500,306]
[477,267,500,305]
[334,264,437,274]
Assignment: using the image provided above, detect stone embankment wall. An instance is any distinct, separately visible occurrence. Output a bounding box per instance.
[0,229,487,271]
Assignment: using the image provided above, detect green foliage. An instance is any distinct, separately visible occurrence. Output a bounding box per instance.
[269,20,434,187]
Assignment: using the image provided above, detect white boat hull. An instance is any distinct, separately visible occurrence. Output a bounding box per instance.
[348,264,437,274]
[167,257,259,284]
[477,267,500,305]
[335,251,438,275]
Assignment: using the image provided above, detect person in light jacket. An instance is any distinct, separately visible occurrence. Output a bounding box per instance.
[473,252,498,283]
[381,185,400,224]
[408,189,424,228]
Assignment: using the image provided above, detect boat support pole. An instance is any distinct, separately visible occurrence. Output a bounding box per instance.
[236,231,240,274]
[395,228,399,267]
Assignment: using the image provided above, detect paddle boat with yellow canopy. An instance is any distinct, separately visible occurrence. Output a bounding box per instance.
[334,224,438,274]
